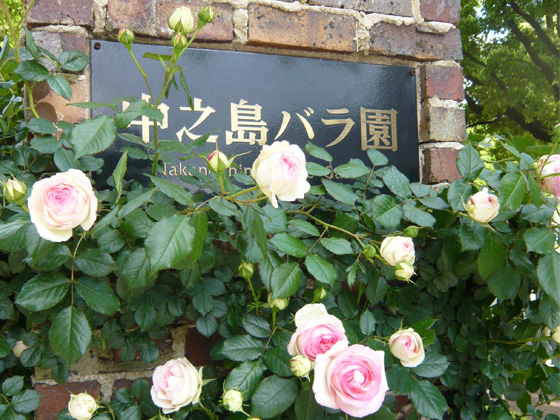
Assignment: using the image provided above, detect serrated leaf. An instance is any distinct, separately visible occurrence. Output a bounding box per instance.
[271,262,302,299]
[149,176,193,206]
[263,347,292,377]
[196,314,217,337]
[112,150,128,202]
[295,389,324,420]
[16,272,70,311]
[242,315,271,338]
[76,278,120,315]
[413,352,450,378]
[539,293,560,330]
[456,144,484,180]
[225,361,265,399]
[477,233,505,279]
[2,376,23,396]
[49,306,92,364]
[11,390,41,414]
[403,204,435,227]
[270,233,308,258]
[221,335,265,361]
[447,179,473,213]
[289,220,320,236]
[75,249,115,276]
[116,100,163,129]
[47,74,72,100]
[367,148,389,166]
[54,148,78,171]
[523,227,555,254]
[70,115,117,158]
[251,376,299,419]
[208,197,238,217]
[382,166,411,198]
[499,172,527,212]
[537,253,560,305]
[386,364,414,395]
[306,162,331,176]
[145,215,195,272]
[410,380,447,420]
[14,60,49,82]
[334,159,370,178]
[305,254,337,285]
[322,179,359,205]
[26,118,56,134]
[359,310,376,336]
[321,237,353,255]
[369,195,403,229]
[59,51,88,71]
[306,142,332,162]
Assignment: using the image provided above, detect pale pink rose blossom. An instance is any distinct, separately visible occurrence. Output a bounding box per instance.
[28,169,97,242]
[313,342,389,418]
[379,236,415,267]
[68,393,98,420]
[466,188,500,223]
[537,155,560,199]
[151,357,203,414]
[388,329,425,368]
[287,303,348,362]
[251,141,310,208]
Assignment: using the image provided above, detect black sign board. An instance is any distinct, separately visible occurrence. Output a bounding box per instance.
[91,41,419,184]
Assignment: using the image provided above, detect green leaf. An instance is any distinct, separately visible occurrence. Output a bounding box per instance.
[0,218,30,241]
[413,352,450,378]
[242,315,271,338]
[488,263,521,301]
[54,148,78,171]
[134,300,156,330]
[75,278,120,315]
[11,390,41,414]
[118,189,155,219]
[456,144,484,180]
[140,340,159,363]
[306,142,332,162]
[2,376,23,396]
[263,347,293,377]
[116,100,163,129]
[271,262,302,299]
[208,197,238,216]
[499,172,527,212]
[477,233,505,279]
[26,118,56,134]
[447,179,473,213]
[320,237,353,255]
[369,195,403,229]
[367,148,389,166]
[382,166,411,198]
[145,215,195,272]
[539,293,560,330]
[47,74,72,100]
[14,60,49,82]
[359,310,376,336]
[193,290,214,316]
[366,276,387,305]
[410,380,447,420]
[306,162,331,176]
[403,204,435,227]
[190,212,208,265]
[270,233,308,258]
[458,223,487,251]
[322,179,359,205]
[537,253,560,305]
[295,389,324,420]
[59,51,88,71]
[16,272,70,311]
[418,196,450,210]
[386,364,414,395]
[339,289,359,318]
[70,115,117,158]
[196,314,217,337]
[251,376,299,419]
[225,360,265,399]
[289,220,320,236]
[149,176,193,206]
[334,159,370,178]
[30,134,61,154]
[523,227,556,254]
[521,204,554,223]
[305,254,337,286]
[221,335,265,362]
[112,150,128,202]
[75,249,116,277]
[49,306,92,364]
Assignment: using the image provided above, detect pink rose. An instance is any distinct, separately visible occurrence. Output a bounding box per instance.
[251,141,310,208]
[388,329,425,368]
[151,357,203,414]
[28,169,97,242]
[287,303,348,362]
[379,236,415,267]
[538,155,560,198]
[313,342,389,418]
[466,188,500,223]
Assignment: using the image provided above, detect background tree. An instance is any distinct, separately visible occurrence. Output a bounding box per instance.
[459,0,559,142]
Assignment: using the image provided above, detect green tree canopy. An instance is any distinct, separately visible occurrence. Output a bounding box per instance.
[459,0,559,142]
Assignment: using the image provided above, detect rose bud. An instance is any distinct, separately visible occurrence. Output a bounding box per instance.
[12,340,29,358]
[268,295,289,311]
[68,393,98,420]
[404,225,419,238]
[552,326,560,344]
[3,178,27,206]
[238,261,254,280]
[171,32,188,52]
[537,155,560,199]
[290,355,312,377]
[198,5,216,26]
[388,329,425,368]
[380,236,415,267]
[362,245,376,261]
[117,28,134,49]
[207,150,230,174]
[394,262,414,282]
[168,6,195,34]
[222,389,244,412]
[313,287,328,301]
[466,188,500,223]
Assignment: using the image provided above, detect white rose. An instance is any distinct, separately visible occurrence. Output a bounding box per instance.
[68,393,98,420]
[28,169,97,242]
[380,236,415,267]
[151,357,203,414]
[389,329,425,368]
[466,188,500,223]
[251,141,310,208]
[168,6,195,34]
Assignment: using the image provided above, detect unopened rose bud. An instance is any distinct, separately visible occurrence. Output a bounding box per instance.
[290,355,312,377]
[394,262,414,281]
[171,32,188,52]
[117,28,134,49]
[313,287,328,301]
[12,340,28,358]
[198,6,216,26]
[552,326,560,344]
[268,295,289,311]
[3,179,27,206]
[68,393,98,420]
[362,245,376,260]
[404,225,419,238]
[466,188,500,223]
[238,261,254,280]
[222,389,243,412]
[168,6,195,34]
[389,328,425,368]
[208,150,230,174]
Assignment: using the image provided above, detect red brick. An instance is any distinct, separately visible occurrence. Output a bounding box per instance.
[185,328,220,366]
[35,381,101,420]
[421,64,464,101]
[369,23,462,61]
[423,148,461,184]
[308,0,412,16]
[107,0,155,36]
[420,0,461,25]
[32,30,89,62]
[27,0,94,27]
[156,0,233,42]
[248,5,356,53]
[34,77,89,124]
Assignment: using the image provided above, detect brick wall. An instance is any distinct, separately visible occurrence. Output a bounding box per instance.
[25,0,465,414]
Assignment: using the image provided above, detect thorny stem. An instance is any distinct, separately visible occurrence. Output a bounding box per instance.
[223,186,260,201]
